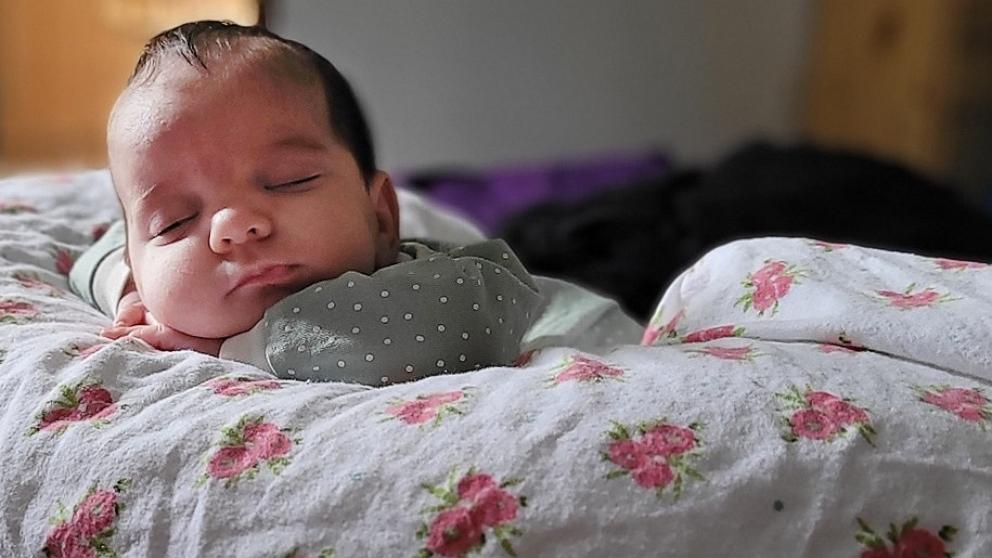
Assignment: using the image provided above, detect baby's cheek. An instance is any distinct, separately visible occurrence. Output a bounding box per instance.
[132,248,265,338]
[135,253,212,334]
[154,280,207,327]
[152,278,265,338]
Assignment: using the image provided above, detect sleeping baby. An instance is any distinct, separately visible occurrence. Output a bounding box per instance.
[71,21,641,385]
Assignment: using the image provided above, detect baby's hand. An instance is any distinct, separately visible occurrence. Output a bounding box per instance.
[114,279,147,327]
[103,280,223,355]
[101,323,224,356]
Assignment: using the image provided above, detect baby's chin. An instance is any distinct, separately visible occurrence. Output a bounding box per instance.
[160,307,265,340]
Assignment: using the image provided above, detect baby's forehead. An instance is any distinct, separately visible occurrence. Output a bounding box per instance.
[132,37,316,94]
[110,46,321,137]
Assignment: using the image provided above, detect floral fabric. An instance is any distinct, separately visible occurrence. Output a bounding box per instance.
[0,172,989,556]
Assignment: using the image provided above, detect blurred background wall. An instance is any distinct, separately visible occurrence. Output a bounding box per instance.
[266,0,812,170]
[2,1,991,202]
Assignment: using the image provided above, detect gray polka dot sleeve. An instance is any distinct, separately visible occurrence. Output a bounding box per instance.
[239,239,543,385]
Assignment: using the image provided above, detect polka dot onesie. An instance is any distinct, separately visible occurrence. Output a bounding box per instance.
[220,239,543,385]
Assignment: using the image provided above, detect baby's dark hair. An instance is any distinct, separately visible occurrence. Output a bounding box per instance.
[129,20,376,184]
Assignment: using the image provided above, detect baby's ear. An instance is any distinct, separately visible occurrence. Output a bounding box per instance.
[368,171,400,267]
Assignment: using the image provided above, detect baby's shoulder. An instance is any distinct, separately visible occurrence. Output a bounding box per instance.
[398,238,516,262]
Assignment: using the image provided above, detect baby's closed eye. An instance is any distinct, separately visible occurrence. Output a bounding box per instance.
[264,173,322,191]
[151,213,198,240]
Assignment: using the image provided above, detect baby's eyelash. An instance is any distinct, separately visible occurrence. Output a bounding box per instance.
[155,215,195,237]
[268,174,321,190]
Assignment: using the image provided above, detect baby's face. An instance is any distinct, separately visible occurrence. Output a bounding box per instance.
[108,60,398,338]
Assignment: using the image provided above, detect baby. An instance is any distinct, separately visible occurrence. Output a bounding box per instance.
[72,21,643,385]
[71,21,546,385]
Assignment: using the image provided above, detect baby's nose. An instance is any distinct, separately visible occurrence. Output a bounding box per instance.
[209,207,273,252]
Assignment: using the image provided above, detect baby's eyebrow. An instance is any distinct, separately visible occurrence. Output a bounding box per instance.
[136,181,164,202]
[269,134,328,153]
[131,182,170,220]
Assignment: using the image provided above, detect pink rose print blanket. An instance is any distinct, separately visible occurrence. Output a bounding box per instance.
[1,172,990,557]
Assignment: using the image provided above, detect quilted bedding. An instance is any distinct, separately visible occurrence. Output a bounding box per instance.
[0,171,990,557]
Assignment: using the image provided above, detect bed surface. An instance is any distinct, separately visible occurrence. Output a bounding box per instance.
[0,171,989,557]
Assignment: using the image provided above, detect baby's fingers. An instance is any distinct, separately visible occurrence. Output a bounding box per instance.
[100,324,220,355]
[101,324,161,343]
[113,302,145,327]
[102,324,172,350]
[100,325,136,339]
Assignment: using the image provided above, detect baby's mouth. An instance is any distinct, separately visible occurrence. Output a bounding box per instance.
[229,264,305,293]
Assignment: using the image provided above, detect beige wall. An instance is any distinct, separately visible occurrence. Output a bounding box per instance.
[0,1,259,171]
[804,0,962,177]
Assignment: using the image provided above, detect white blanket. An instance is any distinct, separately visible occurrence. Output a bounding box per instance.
[0,171,989,557]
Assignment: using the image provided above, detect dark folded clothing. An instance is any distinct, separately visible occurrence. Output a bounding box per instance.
[500,141,992,320]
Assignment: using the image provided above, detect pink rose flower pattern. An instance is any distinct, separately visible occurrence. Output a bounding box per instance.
[29,381,118,435]
[416,468,526,557]
[205,376,282,397]
[0,299,39,323]
[776,387,875,445]
[53,248,76,276]
[603,419,705,500]
[682,324,744,344]
[811,240,848,252]
[201,415,297,487]
[0,199,38,214]
[91,223,111,242]
[64,344,105,360]
[687,344,758,361]
[817,343,861,354]
[642,309,685,346]
[385,389,471,427]
[548,355,624,385]
[933,257,987,271]
[876,284,956,310]
[43,479,130,558]
[14,272,61,296]
[916,385,991,427]
[855,517,957,558]
[736,260,804,316]
[10,235,980,554]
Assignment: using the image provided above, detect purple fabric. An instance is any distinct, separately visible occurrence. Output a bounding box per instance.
[398,151,670,233]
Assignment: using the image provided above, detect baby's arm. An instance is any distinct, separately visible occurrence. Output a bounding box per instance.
[69,220,130,317]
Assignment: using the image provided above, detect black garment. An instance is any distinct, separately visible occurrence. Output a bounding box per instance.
[500,141,992,320]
